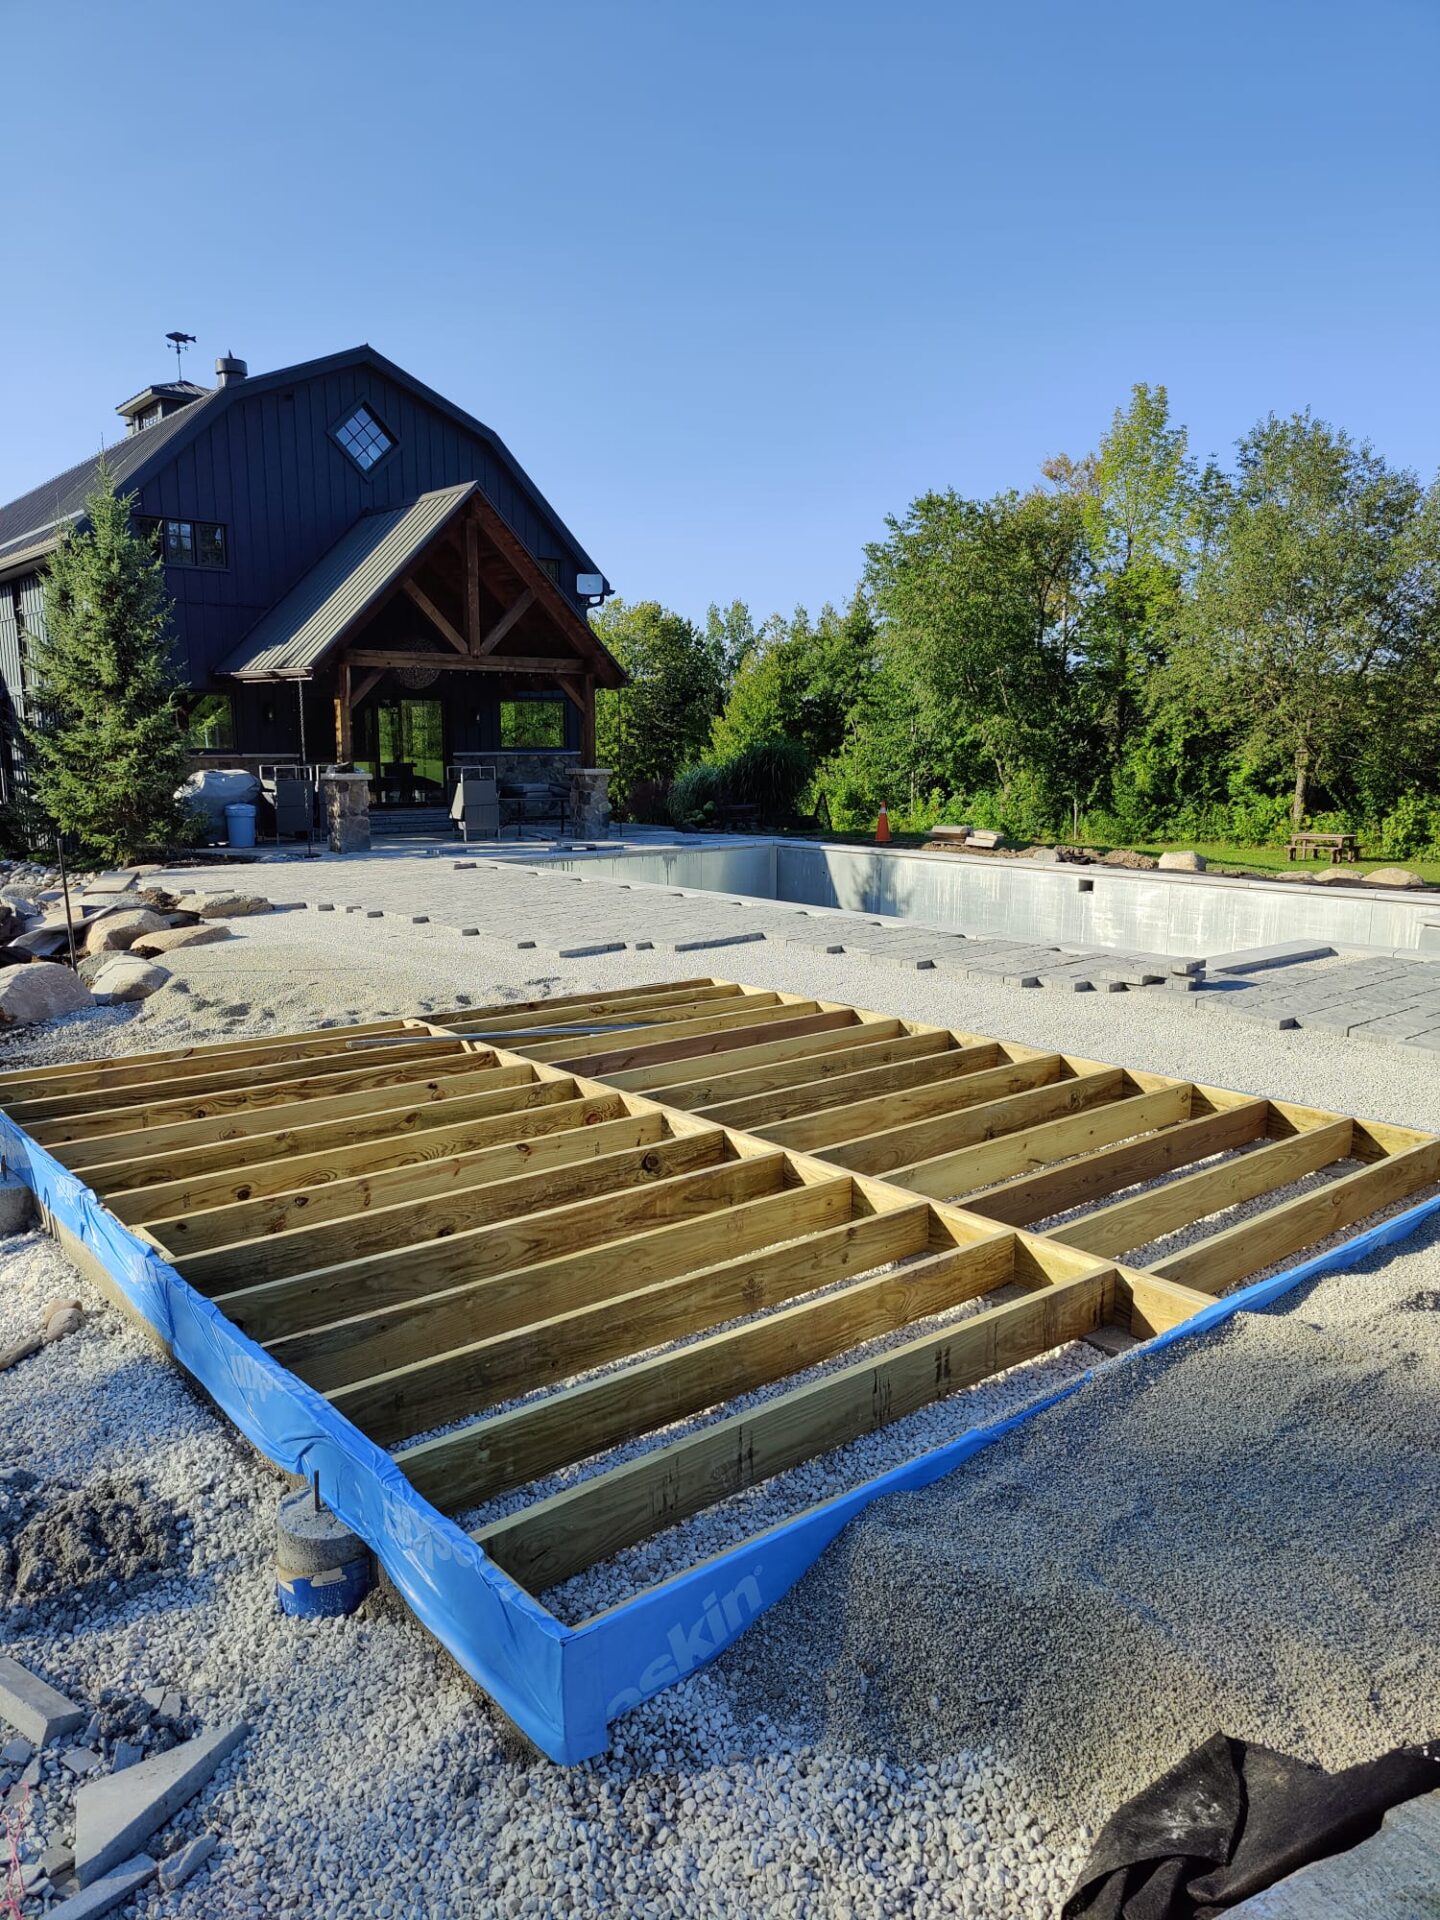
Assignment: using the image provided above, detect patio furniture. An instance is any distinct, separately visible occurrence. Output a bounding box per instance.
[448,766,500,842]
[1287,831,1359,864]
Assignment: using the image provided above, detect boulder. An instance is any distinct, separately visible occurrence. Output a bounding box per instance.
[90,957,171,1003]
[0,902,19,945]
[1360,866,1427,889]
[1025,846,1063,864]
[83,909,168,955]
[0,962,93,1026]
[174,892,271,919]
[130,923,233,957]
[1157,850,1206,872]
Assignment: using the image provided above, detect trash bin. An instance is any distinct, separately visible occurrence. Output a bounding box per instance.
[225,803,257,849]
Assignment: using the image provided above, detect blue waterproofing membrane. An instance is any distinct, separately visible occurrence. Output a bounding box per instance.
[6,1104,1438,1764]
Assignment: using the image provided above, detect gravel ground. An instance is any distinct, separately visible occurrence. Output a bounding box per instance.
[1,863,1437,1918]
[719,1220,1440,1833]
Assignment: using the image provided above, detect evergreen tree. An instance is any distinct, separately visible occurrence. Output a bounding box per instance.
[27,465,193,862]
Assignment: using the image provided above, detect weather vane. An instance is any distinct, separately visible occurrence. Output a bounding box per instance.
[165,330,197,381]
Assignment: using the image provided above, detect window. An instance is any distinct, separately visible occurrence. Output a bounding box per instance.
[135,518,228,570]
[334,403,394,473]
[539,557,560,584]
[185,693,235,751]
[500,698,566,749]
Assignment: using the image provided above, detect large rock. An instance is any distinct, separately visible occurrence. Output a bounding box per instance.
[1157,850,1206,872]
[1360,866,1427,889]
[83,909,168,955]
[1025,846,1063,864]
[90,957,171,1003]
[174,892,271,919]
[130,923,233,956]
[0,963,93,1026]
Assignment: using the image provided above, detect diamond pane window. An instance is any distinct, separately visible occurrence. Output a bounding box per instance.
[335,404,394,473]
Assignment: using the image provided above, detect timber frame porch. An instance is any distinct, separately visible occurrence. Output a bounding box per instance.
[218,481,624,766]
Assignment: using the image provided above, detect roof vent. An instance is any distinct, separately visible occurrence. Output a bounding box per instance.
[215,353,248,387]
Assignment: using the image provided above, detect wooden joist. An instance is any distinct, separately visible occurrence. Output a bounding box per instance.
[474,1265,1115,1591]
[3,973,1435,1627]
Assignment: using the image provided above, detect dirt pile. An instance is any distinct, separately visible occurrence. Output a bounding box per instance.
[0,1474,183,1627]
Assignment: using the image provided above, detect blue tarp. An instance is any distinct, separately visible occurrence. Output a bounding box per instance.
[6,1105,1437,1764]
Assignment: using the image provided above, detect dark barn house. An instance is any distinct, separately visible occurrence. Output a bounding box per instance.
[0,345,622,836]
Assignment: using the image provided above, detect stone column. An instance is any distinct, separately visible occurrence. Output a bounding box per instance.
[568,767,612,838]
[320,770,371,854]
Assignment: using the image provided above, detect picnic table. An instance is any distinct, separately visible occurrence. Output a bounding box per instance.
[1287,831,1359,864]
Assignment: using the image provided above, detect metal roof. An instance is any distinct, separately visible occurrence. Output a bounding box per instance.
[0,345,609,591]
[0,391,222,572]
[218,484,478,679]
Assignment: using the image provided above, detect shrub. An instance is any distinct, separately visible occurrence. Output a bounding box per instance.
[668,764,726,829]
[1378,792,1440,860]
[722,739,814,817]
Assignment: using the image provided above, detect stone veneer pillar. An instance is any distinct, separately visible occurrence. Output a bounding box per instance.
[320,770,372,854]
[567,768,612,838]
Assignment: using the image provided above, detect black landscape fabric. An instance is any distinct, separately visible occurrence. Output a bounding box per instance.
[1063,1730,1440,1920]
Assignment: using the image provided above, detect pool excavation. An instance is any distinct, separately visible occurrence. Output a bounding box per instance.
[3,976,1438,1763]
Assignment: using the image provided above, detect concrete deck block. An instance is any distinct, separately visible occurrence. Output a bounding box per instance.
[0,1172,35,1236]
[47,1853,157,1918]
[74,1722,247,1888]
[1208,940,1337,975]
[0,1657,86,1747]
[665,930,767,952]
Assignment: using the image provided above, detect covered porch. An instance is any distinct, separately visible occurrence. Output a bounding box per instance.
[217,481,623,840]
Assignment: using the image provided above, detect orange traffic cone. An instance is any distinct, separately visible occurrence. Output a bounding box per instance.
[876,803,891,845]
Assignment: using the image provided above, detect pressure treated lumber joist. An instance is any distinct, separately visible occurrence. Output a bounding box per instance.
[4,972,1435,1639]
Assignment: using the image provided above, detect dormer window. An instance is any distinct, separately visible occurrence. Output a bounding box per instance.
[334,404,394,473]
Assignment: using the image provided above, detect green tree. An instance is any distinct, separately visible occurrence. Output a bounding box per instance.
[27,467,193,863]
[1074,384,1195,793]
[591,598,726,802]
[708,594,876,768]
[862,484,1090,823]
[1173,414,1440,828]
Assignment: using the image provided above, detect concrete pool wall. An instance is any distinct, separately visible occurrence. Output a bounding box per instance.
[533,839,1440,959]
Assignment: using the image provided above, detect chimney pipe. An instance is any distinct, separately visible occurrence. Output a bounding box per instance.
[215,353,248,387]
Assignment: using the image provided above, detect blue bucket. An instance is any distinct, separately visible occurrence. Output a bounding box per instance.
[225,803,257,849]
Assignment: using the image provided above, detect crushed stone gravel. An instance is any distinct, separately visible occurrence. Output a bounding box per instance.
[0,855,1436,1917]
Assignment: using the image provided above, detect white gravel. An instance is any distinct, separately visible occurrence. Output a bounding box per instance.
[0,857,1436,1918]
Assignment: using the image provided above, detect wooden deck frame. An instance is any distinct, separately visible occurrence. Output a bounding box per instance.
[4,972,1436,1638]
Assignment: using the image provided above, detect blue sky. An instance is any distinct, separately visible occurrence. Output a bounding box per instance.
[3,0,1437,622]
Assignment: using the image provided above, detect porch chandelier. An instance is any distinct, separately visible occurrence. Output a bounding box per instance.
[393,636,441,690]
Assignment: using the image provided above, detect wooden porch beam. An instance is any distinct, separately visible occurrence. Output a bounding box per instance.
[401,578,469,655]
[349,667,385,711]
[477,588,536,656]
[581,671,597,764]
[465,518,482,650]
[334,659,352,763]
[345,650,583,676]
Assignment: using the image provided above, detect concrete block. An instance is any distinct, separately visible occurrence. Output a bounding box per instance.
[47,1852,156,1918]
[666,930,766,952]
[73,1721,247,1888]
[1207,940,1337,975]
[0,1173,35,1236]
[0,1657,86,1746]
[555,942,625,959]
